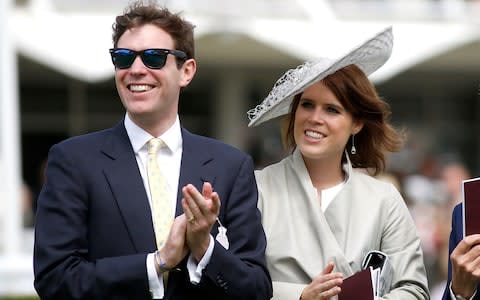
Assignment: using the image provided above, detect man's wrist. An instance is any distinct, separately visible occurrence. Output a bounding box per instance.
[450,281,477,300]
[191,237,211,262]
[154,250,171,275]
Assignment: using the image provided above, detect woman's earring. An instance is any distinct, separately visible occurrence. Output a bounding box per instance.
[350,134,357,155]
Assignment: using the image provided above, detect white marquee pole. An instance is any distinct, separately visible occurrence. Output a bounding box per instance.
[0,0,22,256]
[0,0,32,294]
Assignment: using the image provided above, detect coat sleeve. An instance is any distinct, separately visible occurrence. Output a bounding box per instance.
[442,204,460,300]
[33,144,151,300]
[378,186,430,300]
[256,168,305,300]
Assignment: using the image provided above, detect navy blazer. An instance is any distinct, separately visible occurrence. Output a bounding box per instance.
[33,121,272,300]
[442,203,480,300]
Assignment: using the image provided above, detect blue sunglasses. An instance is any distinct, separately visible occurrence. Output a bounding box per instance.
[109,48,187,69]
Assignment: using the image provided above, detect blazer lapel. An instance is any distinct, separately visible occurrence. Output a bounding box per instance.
[176,129,215,216]
[101,122,156,253]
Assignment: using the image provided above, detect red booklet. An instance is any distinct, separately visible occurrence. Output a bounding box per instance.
[463,177,480,237]
[338,268,374,300]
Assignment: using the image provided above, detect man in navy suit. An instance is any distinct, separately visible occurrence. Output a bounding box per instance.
[443,203,480,300]
[33,2,272,299]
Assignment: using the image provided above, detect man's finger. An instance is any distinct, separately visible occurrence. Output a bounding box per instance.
[185,184,211,215]
[211,192,221,214]
[453,235,480,257]
[182,186,203,218]
[181,199,196,225]
[202,182,213,199]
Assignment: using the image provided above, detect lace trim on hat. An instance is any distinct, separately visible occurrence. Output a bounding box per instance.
[247,61,314,123]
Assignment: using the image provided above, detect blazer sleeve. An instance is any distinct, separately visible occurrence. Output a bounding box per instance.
[33,144,151,300]
[198,155,273,300]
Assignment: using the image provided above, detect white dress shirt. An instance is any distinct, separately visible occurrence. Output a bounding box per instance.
[124,114,214,299]
[319,176,347,212]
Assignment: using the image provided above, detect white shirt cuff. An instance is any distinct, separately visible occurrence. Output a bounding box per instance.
[147,253,164,299]
[450,281,477,300]
[187,235,215,284]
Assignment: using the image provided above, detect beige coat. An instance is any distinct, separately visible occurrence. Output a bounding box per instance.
[256,149,429,300]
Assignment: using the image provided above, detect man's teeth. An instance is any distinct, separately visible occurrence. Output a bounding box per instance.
[305,130,323,138]
[129,85,152,92]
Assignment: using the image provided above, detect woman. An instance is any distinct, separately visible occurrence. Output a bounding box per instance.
[247,27,429,300]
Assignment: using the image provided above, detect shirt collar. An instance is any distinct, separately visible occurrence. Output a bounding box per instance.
[124,113,182,154]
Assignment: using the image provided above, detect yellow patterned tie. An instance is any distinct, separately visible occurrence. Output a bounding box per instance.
[146,138,173,250]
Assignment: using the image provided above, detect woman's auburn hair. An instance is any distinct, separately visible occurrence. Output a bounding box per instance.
[282,64,405,176]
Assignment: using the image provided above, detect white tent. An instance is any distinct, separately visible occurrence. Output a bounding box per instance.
[10,2,480,84]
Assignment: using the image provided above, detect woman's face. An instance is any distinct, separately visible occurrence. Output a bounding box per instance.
[293,81,362,163]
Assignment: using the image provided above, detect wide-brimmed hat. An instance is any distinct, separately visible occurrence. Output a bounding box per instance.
[247,26,393,127]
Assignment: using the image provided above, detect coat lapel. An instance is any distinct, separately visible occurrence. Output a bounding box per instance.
[176,129,215,216]
[101,122,156,253]
[290,149,354,276]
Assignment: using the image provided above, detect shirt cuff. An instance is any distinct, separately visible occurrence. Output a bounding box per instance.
[187,235,215,284]
[450,281,477,300]
[147,253,165,299]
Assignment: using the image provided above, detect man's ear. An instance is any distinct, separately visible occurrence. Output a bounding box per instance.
[179,59,196,88]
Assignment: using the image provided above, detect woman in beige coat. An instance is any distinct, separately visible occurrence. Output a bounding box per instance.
[247,27,429,300]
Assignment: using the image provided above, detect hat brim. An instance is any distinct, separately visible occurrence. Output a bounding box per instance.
[247,26,393,127]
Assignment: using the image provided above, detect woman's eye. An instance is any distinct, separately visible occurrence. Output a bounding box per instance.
[300,101,314,109]
[326,106,340,114]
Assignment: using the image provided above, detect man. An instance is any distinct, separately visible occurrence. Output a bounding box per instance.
[443,203,480,300]
[33,2,272,299]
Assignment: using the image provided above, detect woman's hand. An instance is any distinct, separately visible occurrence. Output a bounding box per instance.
[300,262,343,300]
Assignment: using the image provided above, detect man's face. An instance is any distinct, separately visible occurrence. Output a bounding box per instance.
[114,24,195,132]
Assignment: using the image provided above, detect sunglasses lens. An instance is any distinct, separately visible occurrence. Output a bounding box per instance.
[111,49,135,69]
[142,49,167,69]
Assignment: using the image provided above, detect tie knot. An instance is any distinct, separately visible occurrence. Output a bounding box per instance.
[147,138,164,155]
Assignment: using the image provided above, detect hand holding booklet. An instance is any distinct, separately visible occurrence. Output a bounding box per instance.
[338,250,393,300]
[462,177,480,237]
